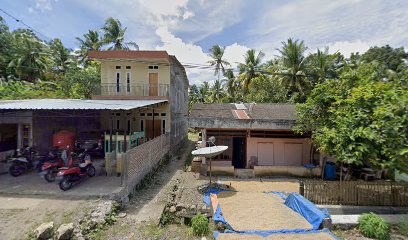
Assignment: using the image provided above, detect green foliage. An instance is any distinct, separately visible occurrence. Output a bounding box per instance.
[245,75,288,103]
[160,211,174,226]
[191,213,209,236]
[295,63,408,172]
[358,213,390,240]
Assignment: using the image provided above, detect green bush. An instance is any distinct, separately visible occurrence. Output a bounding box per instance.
[191,213,209,236]
[358,212,390,240]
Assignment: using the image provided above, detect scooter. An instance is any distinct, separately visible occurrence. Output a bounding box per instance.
[40,150,65,182]
[56,152,95,191]
[8,147,39,177]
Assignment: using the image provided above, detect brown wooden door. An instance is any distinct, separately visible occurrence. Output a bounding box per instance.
[145,120,161,139]
[149,73,158,96]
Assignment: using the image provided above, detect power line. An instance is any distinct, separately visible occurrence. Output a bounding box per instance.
[0,8,51,41]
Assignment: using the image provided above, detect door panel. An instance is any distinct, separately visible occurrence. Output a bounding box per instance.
[149,73,158,96]
[257,143,274,166]
[145,120,161,139]
[232,137,245,168]
[284,143,303,166]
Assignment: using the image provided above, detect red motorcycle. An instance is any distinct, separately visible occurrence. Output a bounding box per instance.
[56,152,95,191]
[40,157,65,182]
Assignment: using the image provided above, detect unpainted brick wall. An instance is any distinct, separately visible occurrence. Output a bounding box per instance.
[125,133,170,190]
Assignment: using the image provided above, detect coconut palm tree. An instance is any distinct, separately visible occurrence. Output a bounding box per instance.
[208,45,230,78]
[199,81,211,103]
[76,30,103,65]
[210,79,224,103]
[101,17,138,50]
[8,33,50,82]
[49,38,72,73]
[222,69,236,101]
[238,49,265,94]
[277,38,308,98]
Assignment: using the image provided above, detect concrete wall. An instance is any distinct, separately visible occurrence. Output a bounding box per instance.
[100,60,170,86]
[100,104,170,134]
[247,137,312,168]
[254,166,321,177]
[169,57,188,148]
[189,117,295,130]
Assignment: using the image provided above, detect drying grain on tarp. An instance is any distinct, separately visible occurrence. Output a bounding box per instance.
[216,231,336,240]
[219,180,299,193]
[216,191,312,231]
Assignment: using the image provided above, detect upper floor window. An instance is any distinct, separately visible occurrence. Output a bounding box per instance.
[148,65,159,69]
[126,66,131,69]
[116,66,121,69]
[116,72,121,93]
[126,72,131,93]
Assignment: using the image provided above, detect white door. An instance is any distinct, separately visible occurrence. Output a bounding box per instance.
[284,143,303,166]
[257,143,274,166]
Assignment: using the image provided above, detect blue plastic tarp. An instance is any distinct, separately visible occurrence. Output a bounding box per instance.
[214,229,339,239]
[284,193,330,229]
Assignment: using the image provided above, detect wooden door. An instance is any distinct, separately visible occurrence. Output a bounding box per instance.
[149,73,158,96]
[145,120,162,139]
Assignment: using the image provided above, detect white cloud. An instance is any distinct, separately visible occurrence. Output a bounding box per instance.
[29,0,57,12]
[327,40,371,57]
[223,43,250,68]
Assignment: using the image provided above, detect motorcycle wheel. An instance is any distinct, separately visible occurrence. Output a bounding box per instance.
[87,165,96,177]
[44,170,56,182]
[9,164,22,177]
[59,177,73,191]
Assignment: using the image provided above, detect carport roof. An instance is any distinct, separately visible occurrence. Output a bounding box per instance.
[0,99,167,110]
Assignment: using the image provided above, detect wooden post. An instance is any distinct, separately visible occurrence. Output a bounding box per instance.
[339,161,343,203]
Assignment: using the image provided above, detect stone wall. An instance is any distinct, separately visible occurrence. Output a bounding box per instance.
[123,133,170,192]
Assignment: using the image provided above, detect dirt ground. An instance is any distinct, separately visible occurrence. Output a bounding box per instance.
[217,191,312,231]
[0,194,92,240]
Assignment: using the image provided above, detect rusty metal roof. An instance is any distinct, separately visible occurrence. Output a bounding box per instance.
[0,99,167,110]
[88,50,169,61]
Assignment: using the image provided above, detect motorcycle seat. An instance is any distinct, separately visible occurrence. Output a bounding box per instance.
[79,163,87,168]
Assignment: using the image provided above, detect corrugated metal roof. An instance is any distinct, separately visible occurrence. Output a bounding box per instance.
[0,99,167,110]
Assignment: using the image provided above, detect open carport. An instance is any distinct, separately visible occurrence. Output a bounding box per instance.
[0,99,168,197]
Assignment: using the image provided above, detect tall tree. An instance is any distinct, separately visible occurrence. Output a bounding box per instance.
[210,79,224,103]
[76,30,103,64]
[305,47,343,84]
[277,38,308,101]
[8,32,50,82]
[361,45,408,73]
[199,81,210,103]
[208,45,230,78]
[238,49,265,94]
[101,17,138,50]
[49,38,72,73]
[222,69,236,101]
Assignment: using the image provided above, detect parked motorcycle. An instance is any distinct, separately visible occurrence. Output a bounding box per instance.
[8,147,39,177]
[56,152,95,191]
[40,150,65,182]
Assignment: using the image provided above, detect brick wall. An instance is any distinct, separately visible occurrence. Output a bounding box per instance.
[123,133,170,192]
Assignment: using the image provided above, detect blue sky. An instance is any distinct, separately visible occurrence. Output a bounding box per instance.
[1,0,408,84]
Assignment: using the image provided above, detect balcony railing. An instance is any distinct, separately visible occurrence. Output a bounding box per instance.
[94,83,170,97]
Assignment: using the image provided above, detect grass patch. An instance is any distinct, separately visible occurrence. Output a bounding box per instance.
[399,218,408,236]
[61,210,74,224]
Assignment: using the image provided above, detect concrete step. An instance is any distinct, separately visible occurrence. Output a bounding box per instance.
[234,169,254,178]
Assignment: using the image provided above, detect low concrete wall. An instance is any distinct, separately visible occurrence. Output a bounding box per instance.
[254,166,321,177]
[206,165,234,176]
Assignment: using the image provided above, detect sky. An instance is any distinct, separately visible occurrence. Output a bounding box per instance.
[1,0,408,85]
